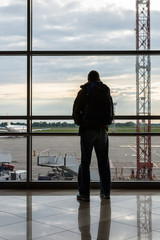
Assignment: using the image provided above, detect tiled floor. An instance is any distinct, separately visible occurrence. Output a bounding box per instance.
[0,189,160,240]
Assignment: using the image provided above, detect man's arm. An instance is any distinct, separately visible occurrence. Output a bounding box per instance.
[72,90,84,125]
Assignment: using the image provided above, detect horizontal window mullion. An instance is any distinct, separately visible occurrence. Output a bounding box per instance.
[0,50,160,56]
[1,115,160,120]
[1,132,160,137]
[0,116,28,120]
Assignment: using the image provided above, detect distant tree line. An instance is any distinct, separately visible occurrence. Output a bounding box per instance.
[0,121,160,128]
[114,122,160,128]
[0,121,77,128]
[114,122,136,128]
[32,121,77,128]
[0,122,26,127]
[0,122,7,127]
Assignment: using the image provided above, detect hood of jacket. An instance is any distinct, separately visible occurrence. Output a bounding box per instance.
[80,81,110,95]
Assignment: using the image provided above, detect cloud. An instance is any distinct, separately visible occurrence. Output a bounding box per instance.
[33,82,77,99]
[32,1,136,50]
[0,0,160,50]
[0,83,26,100]
[32,56,136,84]
[0,99,26,115]
[0,56,27,84]
[32,1,160,50]
[0,0,27,50]
[32,97,74,115]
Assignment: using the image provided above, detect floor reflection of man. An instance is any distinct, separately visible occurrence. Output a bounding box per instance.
[78,199,111,240]
[78,201,91,240]
[97,200,111,240]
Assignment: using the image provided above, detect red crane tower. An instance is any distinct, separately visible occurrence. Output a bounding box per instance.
[136,0,153,180]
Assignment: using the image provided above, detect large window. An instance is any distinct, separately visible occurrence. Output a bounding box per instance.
[0,0,160,187]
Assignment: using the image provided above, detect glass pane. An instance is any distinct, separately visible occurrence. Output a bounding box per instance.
[32,120,78,133]
[0,133,26,182]
[151,56,160,114]
[151,120,160,133]
[110,136,160,182]
[32,0,160,50]
[33,55,160,115]
[31,119,160,141]
[0,57,27,116]
[151,0,160,50]
[110,120,136,133]
[110,120,160,133]
[32,56,136,115]
[0,0,27,50]
[32,136,80,181]
[32,135,160,182]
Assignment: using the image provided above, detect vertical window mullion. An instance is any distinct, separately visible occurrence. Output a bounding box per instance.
[27,0,32,186]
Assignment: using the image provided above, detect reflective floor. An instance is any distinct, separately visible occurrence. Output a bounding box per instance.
[0,189,160,240]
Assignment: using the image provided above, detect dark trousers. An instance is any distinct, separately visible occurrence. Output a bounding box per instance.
[78,128,111,196]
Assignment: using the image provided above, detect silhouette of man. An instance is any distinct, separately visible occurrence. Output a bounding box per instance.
[73,70,112,202]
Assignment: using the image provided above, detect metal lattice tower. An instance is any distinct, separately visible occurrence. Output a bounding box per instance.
[136,0,153,180]
[137,196,152,240]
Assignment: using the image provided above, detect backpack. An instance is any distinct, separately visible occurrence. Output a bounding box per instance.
[82,82,114,126]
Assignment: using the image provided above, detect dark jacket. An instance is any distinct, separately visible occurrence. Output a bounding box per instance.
[72,81,111,133]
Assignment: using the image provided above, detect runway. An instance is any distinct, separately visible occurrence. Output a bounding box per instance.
[0,136,160,181]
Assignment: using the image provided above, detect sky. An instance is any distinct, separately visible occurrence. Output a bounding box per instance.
[0,0,160,116]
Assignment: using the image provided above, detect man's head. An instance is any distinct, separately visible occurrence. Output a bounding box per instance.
[88,70,100,82]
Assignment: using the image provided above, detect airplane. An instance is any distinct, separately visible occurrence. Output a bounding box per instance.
[0,121,50,134]
[0,121,27,133]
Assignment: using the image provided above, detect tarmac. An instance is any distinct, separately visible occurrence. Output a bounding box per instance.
[0,136,160,181]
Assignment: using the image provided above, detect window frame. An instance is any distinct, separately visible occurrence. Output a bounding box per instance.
[0,0,160,188]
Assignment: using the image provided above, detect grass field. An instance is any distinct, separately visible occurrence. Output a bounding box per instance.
[1,127,160,134]
[34,127,160,133]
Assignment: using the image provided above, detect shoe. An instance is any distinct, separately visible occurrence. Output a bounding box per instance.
[77,194,90,202]
[100,193,110,200]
